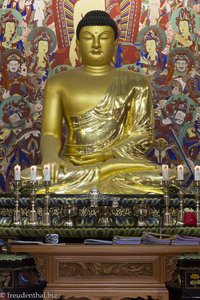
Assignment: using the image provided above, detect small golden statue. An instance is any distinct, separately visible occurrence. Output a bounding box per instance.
[22,10,165,194]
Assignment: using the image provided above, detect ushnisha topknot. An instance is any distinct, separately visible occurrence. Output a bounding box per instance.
[76,10,118,40]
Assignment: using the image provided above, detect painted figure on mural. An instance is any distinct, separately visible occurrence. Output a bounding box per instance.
[0,104,40,182]
[1,96,31,128]
[170,7,199,52]
[7,54,22,79]
[5,125,41,186]
[32,0,45,27]
[161,21,175,55]
[27,27,56,81]
[170,79,184,95]
[0,9,24,52]
[2,0,34,23]
[0,50,28,99]
[152,47,198,102]
[14,0,33,19]
[161,96,195,127]
[150,45,199,167]
[160,93,198,164]
[165,48,199,102]
[135,25,167,77]
[139,0,161,28]
[148,137,178,165]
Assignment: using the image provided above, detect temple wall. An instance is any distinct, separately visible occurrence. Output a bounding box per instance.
[0,0,199,192]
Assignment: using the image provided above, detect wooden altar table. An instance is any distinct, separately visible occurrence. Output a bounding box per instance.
[9,244,200,300]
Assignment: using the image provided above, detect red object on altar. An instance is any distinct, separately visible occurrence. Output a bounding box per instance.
[183,212,197,226]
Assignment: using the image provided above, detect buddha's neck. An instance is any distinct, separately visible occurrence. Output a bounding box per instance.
[83,65,113,76]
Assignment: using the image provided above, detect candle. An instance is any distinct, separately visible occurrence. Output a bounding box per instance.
[30,165,37,181]
[162,164,169,181]
[194,166,200,181]
[14,164,21,180]
[177,164,184,180]
[43,164,50,181]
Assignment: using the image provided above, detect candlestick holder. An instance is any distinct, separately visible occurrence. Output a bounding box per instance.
[176,179,185,226]
[111,197,120,219]
[194,180,200,226]
[97,206,113,227]
[42,180,51,226]
[89,187,100,208]
[137,204,148,227]
[28,180,38,226]
[162,180,172,226]
[63,204,78,227]
[12,180,22,226]
[111,197,120,208]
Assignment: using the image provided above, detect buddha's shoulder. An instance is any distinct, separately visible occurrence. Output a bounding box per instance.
[117,68,150,86]
[46,69,81,84]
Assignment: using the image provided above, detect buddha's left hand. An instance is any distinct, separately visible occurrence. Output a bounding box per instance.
[69,150,113,165]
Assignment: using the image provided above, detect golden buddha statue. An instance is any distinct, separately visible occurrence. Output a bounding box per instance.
[22,10,166,194]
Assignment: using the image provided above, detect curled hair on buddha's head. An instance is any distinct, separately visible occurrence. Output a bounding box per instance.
[76,10,118,40]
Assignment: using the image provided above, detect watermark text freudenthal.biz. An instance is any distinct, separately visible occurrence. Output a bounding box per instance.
[0,292,58,299]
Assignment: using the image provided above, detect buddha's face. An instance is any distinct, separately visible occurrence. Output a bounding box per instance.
[77,26,117,66]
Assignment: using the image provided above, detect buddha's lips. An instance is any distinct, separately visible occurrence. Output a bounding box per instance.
[90,51,102,55]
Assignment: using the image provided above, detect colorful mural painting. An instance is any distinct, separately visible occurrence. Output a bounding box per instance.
[0,0,199,192]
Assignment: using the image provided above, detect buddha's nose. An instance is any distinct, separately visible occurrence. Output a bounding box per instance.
[92,37,101,49]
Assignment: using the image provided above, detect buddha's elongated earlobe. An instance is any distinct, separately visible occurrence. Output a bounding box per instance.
[112,53,116,65]
[112,39,118,65]
[78,53,83,64]
[76,39,83,64]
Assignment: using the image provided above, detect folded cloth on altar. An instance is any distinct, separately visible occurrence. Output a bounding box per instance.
[113,236,142,245]
[84,234,200,246]
[84,237,142,245]
[142,233,200,245]
[142,233,173,245]
[171,235,200,245]
[84,239,112,245]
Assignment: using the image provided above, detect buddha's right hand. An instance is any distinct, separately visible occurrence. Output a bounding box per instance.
[41,157,69,183]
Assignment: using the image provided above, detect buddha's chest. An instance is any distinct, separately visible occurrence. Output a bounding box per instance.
[61,77,112,116]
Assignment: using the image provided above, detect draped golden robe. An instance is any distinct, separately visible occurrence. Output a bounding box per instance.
[23,69,164,194]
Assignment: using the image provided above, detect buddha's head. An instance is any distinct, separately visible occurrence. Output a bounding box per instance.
[76,10,118,67]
